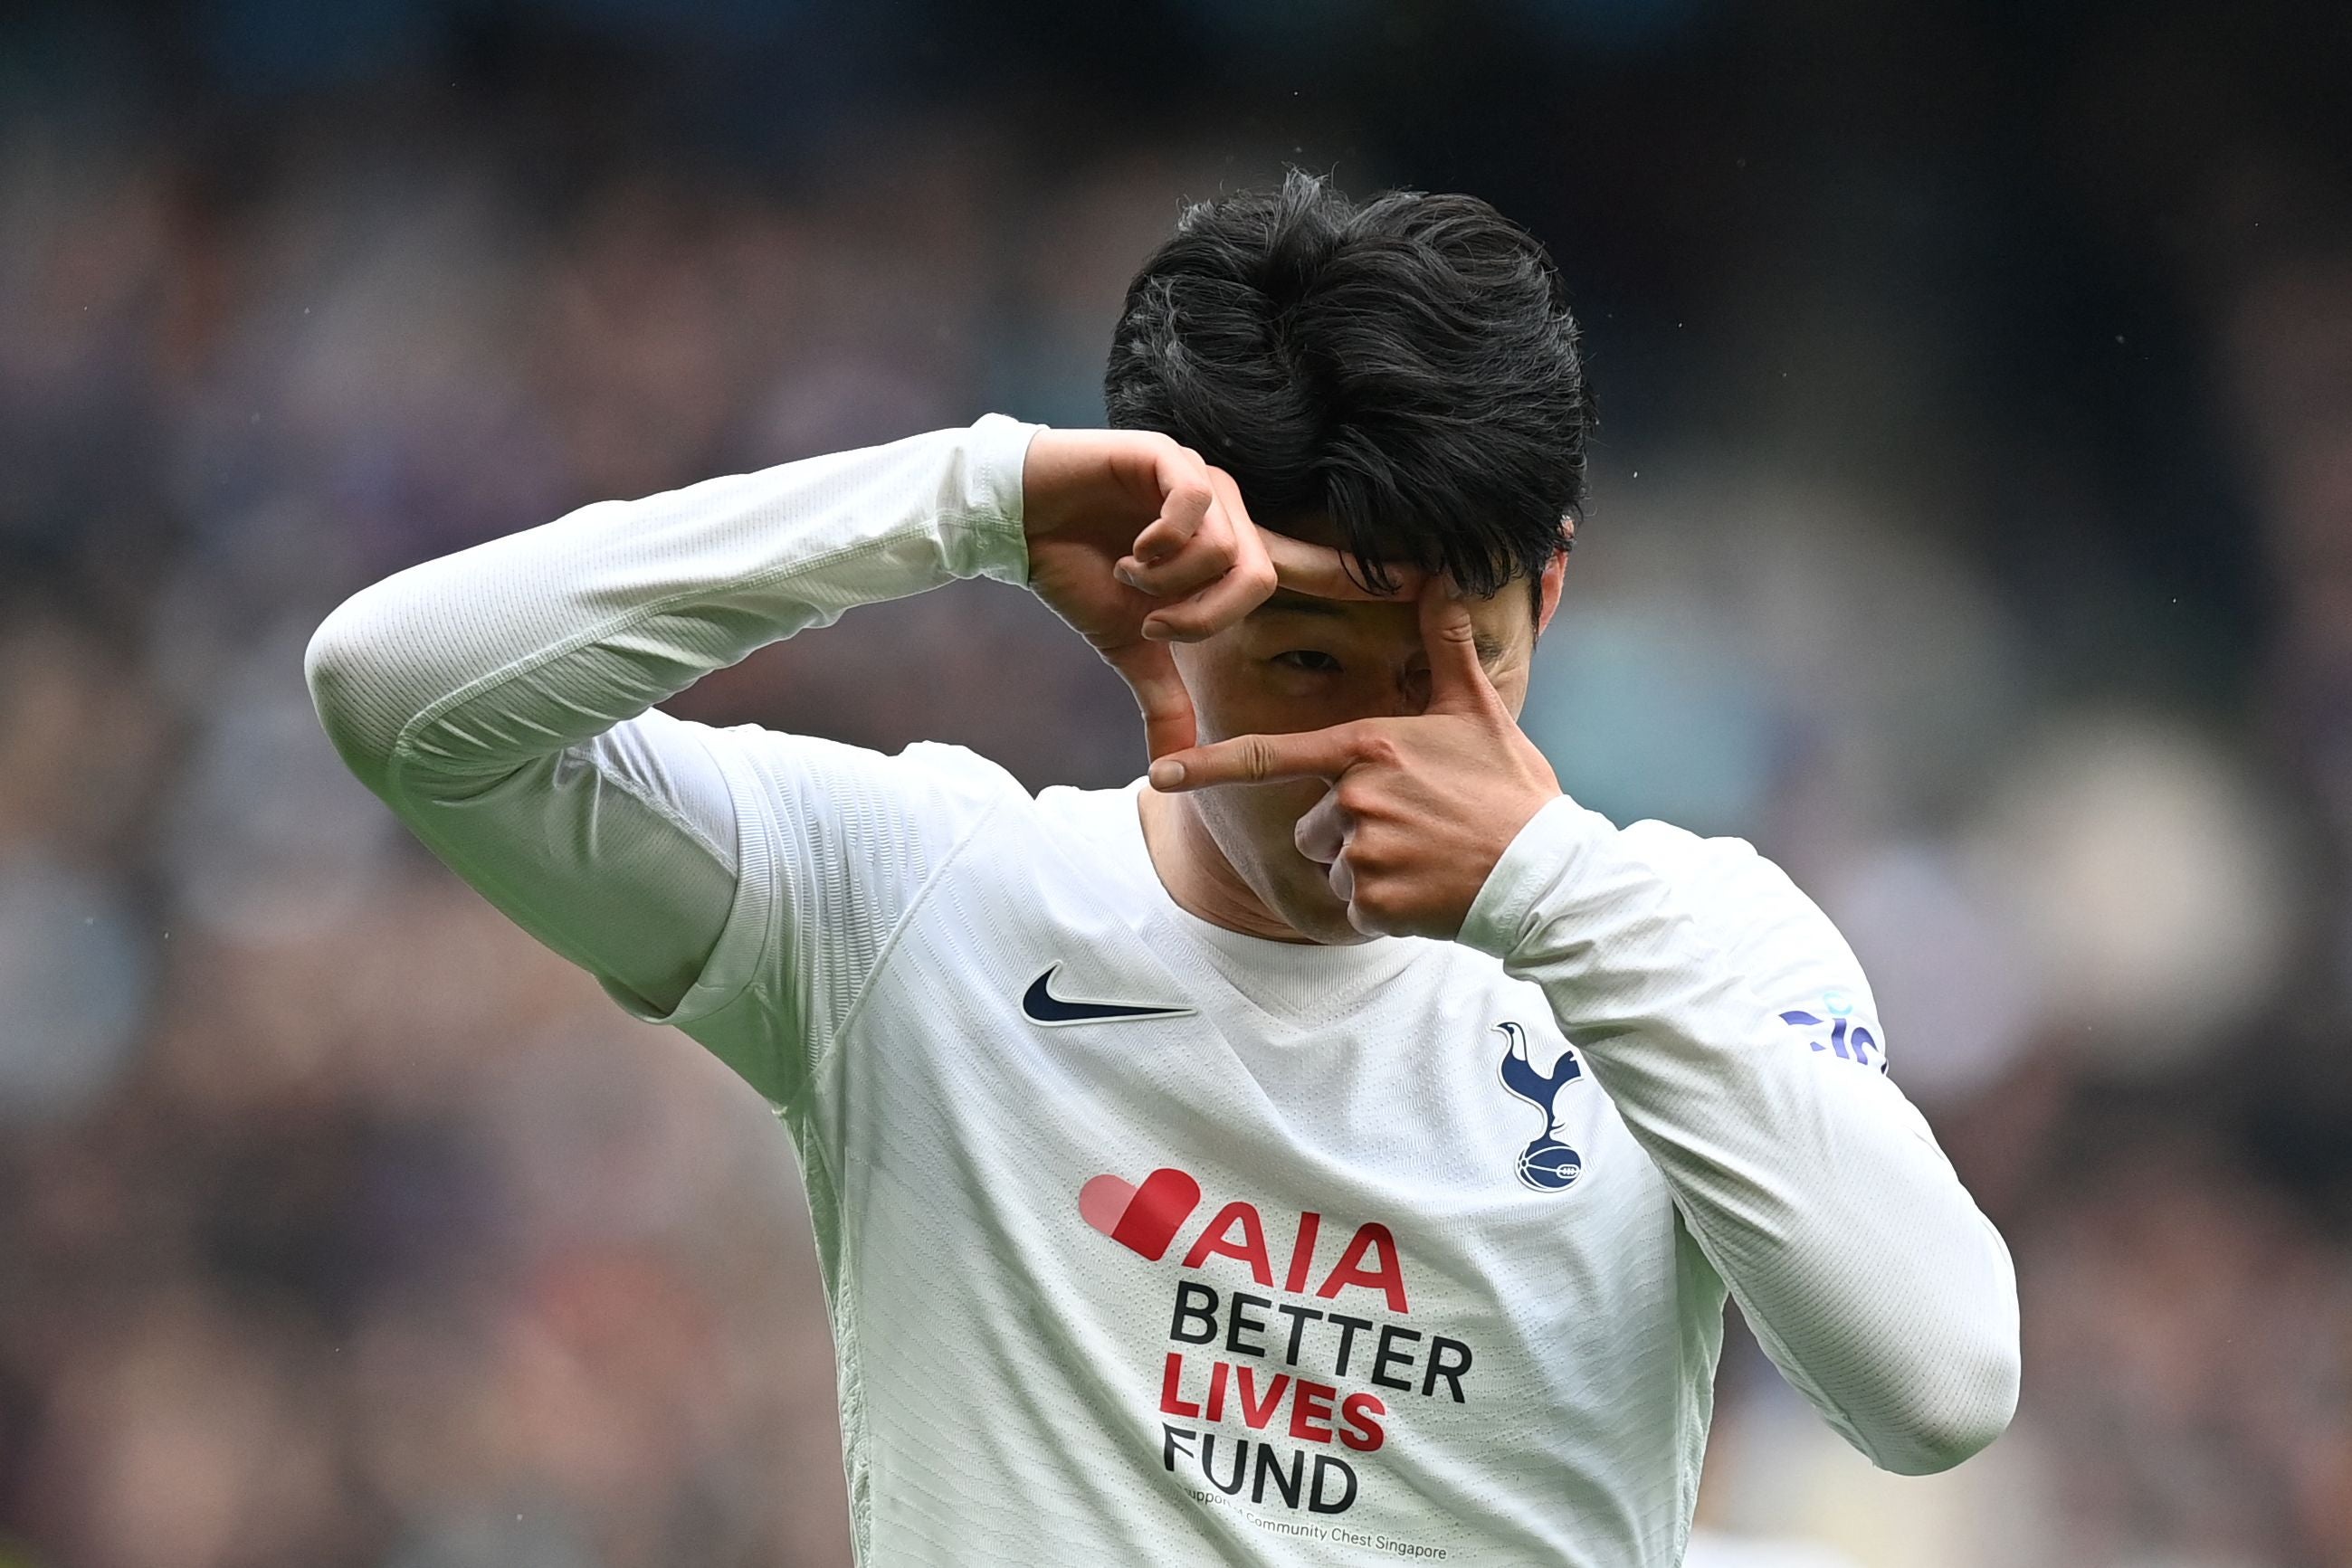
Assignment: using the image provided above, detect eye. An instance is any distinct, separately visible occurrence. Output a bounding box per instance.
[1271,650,1342,674]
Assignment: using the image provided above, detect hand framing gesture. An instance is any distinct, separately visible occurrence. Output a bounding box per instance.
[1022,429,1409,761]
[1146,581,1563,941]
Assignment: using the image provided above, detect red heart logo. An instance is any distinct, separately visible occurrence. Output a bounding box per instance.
[1079,1167,1202,1261]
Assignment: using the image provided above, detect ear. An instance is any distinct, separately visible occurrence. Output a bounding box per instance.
[1533,547,1568,637]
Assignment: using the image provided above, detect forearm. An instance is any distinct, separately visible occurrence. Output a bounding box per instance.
[1462,799,2020,1475]
[306,416,1038,798]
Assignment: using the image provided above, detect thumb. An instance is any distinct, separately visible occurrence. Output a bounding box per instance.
[1421,578,1497,714]
[1106,639,1198,760]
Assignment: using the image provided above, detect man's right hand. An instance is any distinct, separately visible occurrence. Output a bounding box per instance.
[1021,429,1402,759]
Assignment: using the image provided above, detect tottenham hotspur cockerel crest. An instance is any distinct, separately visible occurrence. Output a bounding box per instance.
[1496,1022,1585,1192]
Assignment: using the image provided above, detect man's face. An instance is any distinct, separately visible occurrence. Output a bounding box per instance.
[1167,546,1564,945]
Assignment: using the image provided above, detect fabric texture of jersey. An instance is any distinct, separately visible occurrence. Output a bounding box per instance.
[307,419,2020,1567]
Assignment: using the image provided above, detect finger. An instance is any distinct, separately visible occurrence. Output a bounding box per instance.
[1293,785,1350,866]
[1121,464,1248,609]
[1114,530,1235,600]
[1147,724,1368,792]
[1141,508,1276,641]
[1104,640,1197,760]
[1138,466,1270,616]
[1327,848,1357,908]
[1263,533,1424,602]
[1420,577,1500,714]
[1132,475,1214,565]
[1203,466,1259,540]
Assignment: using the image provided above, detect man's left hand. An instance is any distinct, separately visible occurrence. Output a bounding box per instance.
[1147,582,1564,940]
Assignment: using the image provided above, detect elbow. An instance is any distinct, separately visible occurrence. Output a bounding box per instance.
[1862,1334,2021,1476]
[303,594,401,789]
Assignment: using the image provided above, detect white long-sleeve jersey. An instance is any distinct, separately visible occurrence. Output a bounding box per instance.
[305,416,2018,1568]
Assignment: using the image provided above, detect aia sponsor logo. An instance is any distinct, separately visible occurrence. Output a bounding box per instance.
[1075,1165,1477,1518]
[1078,1166,1408,1309]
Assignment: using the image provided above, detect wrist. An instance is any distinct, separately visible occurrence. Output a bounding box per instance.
[1018,426,1192,549]
[959,414,1044,585]
[1457,795,1612,959]
[1018,427,1103,545]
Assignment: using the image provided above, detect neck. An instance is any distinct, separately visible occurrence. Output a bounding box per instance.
[1137,787,1320,945]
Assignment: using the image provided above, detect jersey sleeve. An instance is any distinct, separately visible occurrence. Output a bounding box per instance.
[1460,798,2022,1476]
[661,729,1024,1107]
[304,417,1041,1105]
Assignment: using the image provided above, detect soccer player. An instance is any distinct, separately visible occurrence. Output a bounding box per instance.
[307,174,2018,1565]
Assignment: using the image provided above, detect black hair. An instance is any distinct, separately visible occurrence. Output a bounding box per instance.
[1105,170,1593,601]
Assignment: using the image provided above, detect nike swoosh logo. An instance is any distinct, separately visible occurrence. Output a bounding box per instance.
[1022,965,1195,1026]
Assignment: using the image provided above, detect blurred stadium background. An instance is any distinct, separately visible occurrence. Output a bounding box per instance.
[4,0,2350,1563]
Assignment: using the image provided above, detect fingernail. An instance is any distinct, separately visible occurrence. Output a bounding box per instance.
[1115,565,1138,589]
[1149,759,1186,789]
[1141,621,1173,641]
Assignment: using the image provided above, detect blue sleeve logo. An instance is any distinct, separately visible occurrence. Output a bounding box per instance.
[1779,989,1885,1071]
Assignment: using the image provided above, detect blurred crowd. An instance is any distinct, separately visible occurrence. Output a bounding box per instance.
[4,1,2351,1564]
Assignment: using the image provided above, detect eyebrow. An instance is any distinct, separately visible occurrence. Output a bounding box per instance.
[1253,593,1508,663]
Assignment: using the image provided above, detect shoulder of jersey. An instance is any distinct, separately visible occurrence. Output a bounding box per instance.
[1617,817,1841,936]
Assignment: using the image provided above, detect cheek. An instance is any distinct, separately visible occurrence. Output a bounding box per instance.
[1172,641,1348,743]
[1169,641,1255,745]
[1195,773,1336,872]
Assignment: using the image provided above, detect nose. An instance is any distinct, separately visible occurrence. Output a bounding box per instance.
[1327,656,1434,721]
